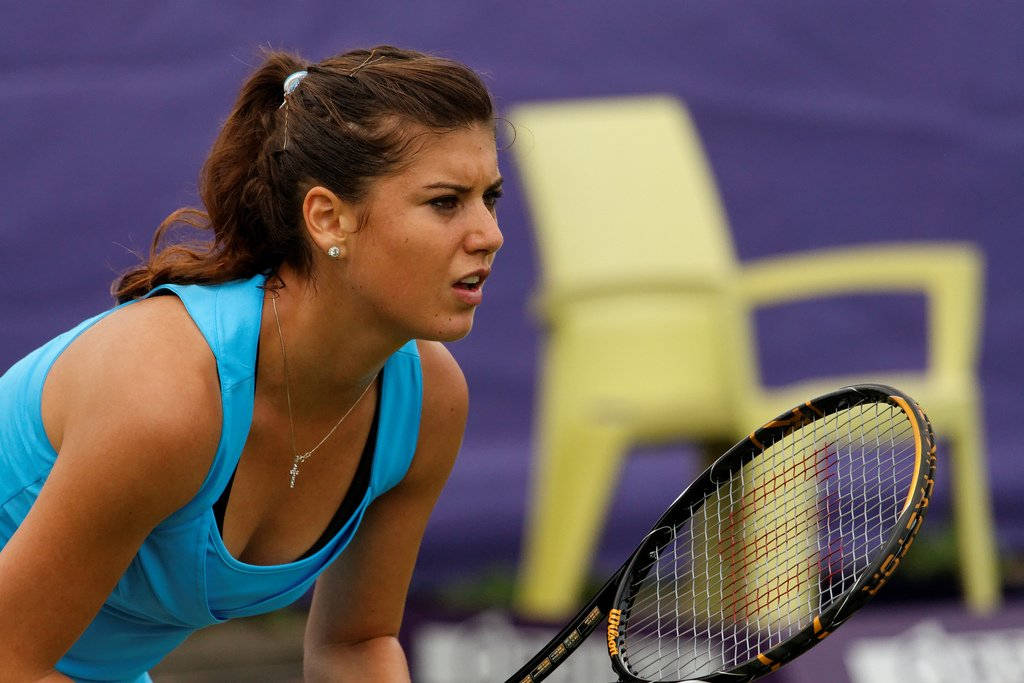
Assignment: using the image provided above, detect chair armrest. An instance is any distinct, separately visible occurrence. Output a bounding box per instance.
[737,242,984,375]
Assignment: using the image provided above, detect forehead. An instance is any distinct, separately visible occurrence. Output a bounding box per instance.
[388,123,499,187]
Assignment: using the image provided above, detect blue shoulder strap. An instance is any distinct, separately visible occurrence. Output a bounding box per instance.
[145,275,265,525]
[370,341,423,497]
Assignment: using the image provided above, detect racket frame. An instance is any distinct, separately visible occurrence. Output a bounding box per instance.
[609,384,935,682]
[505,384,935,683]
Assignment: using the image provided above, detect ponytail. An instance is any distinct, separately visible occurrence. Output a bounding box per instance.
[113,52,306,302]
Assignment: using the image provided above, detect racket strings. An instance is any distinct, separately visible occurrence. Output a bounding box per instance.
[616,400,918,681]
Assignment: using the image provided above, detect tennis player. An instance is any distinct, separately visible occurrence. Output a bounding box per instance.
[0,46,502,681]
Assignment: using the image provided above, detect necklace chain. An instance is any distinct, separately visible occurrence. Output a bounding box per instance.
[271,296,375,489]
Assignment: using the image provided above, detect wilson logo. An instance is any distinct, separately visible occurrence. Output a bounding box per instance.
[607,609,621,656]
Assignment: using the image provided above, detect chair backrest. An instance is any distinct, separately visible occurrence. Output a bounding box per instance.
[510,96,756,439]
[510,96,740,303]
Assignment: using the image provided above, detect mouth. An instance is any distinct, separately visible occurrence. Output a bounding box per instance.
[451,269,490,306]
[452,269,489,293]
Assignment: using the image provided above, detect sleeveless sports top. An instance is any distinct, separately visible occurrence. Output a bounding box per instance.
[0,274,423,682]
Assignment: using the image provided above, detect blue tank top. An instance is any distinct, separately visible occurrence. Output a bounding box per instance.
[0,275,423,682]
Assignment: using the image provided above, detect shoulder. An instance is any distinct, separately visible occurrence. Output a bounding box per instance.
[68,294,213,372]
[415,339,467,416]
[59,295,220,414]
[44,295,222,510]
[399,341,467,490]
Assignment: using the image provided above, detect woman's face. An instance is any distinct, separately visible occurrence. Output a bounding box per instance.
[345,122,504,342]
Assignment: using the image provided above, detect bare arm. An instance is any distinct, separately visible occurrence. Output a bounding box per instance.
[0,299,220,680]
[303,340,468,682]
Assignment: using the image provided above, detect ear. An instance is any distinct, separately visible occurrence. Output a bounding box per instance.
[302,185,359,255]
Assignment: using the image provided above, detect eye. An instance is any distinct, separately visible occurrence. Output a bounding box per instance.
[429,195,459,211]
[483,188,504,211]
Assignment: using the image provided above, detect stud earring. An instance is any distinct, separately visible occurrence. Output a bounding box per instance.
[327,245,343,259]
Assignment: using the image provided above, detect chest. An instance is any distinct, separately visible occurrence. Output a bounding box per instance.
[216,386,379,566]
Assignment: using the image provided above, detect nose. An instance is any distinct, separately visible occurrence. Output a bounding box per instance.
[466,210,504,256]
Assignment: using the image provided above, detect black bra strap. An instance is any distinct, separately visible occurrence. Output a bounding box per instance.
[213,369,383,560]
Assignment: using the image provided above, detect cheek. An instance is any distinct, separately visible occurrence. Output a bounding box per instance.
[380,239,441,290]
[346,214,465,325]
[349,240,441,310]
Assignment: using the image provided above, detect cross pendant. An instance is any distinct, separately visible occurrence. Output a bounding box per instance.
[289,459,300,488]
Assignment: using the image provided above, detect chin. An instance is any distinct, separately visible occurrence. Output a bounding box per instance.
[422,313,476,342]
[432,324,474,343]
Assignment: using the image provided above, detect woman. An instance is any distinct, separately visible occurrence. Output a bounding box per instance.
[0,45,503,681]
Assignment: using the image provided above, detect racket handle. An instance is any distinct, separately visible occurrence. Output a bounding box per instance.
[505,605,605,683]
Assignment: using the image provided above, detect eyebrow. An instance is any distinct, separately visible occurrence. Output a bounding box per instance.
[423,177,504,193]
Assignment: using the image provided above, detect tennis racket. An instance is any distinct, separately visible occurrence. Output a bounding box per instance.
[506,383,935,683]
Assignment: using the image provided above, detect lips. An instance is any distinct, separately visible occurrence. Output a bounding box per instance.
[452,269,489,305]
[453,269,489,291]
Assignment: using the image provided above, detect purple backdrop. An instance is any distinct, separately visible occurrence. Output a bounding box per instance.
[2,3,1023,587]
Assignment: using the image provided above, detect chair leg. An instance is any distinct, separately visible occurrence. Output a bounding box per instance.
[950,410,1001,612]
[516,419,630,620]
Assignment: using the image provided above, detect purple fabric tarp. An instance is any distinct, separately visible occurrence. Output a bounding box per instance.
[2,2,1023,583]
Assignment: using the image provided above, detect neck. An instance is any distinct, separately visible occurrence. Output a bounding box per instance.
[259,265,404,416]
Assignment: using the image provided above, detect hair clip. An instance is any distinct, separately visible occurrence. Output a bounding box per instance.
[280,69,308,146]
[279,70,308,110]
[283,70,308,96]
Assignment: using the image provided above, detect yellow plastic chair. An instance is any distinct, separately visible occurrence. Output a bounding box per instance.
[509,95,999,620]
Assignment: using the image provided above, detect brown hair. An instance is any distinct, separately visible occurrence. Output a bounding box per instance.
[113,46,495,302]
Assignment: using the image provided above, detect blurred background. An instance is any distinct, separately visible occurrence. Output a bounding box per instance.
[2,2,1023,681]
